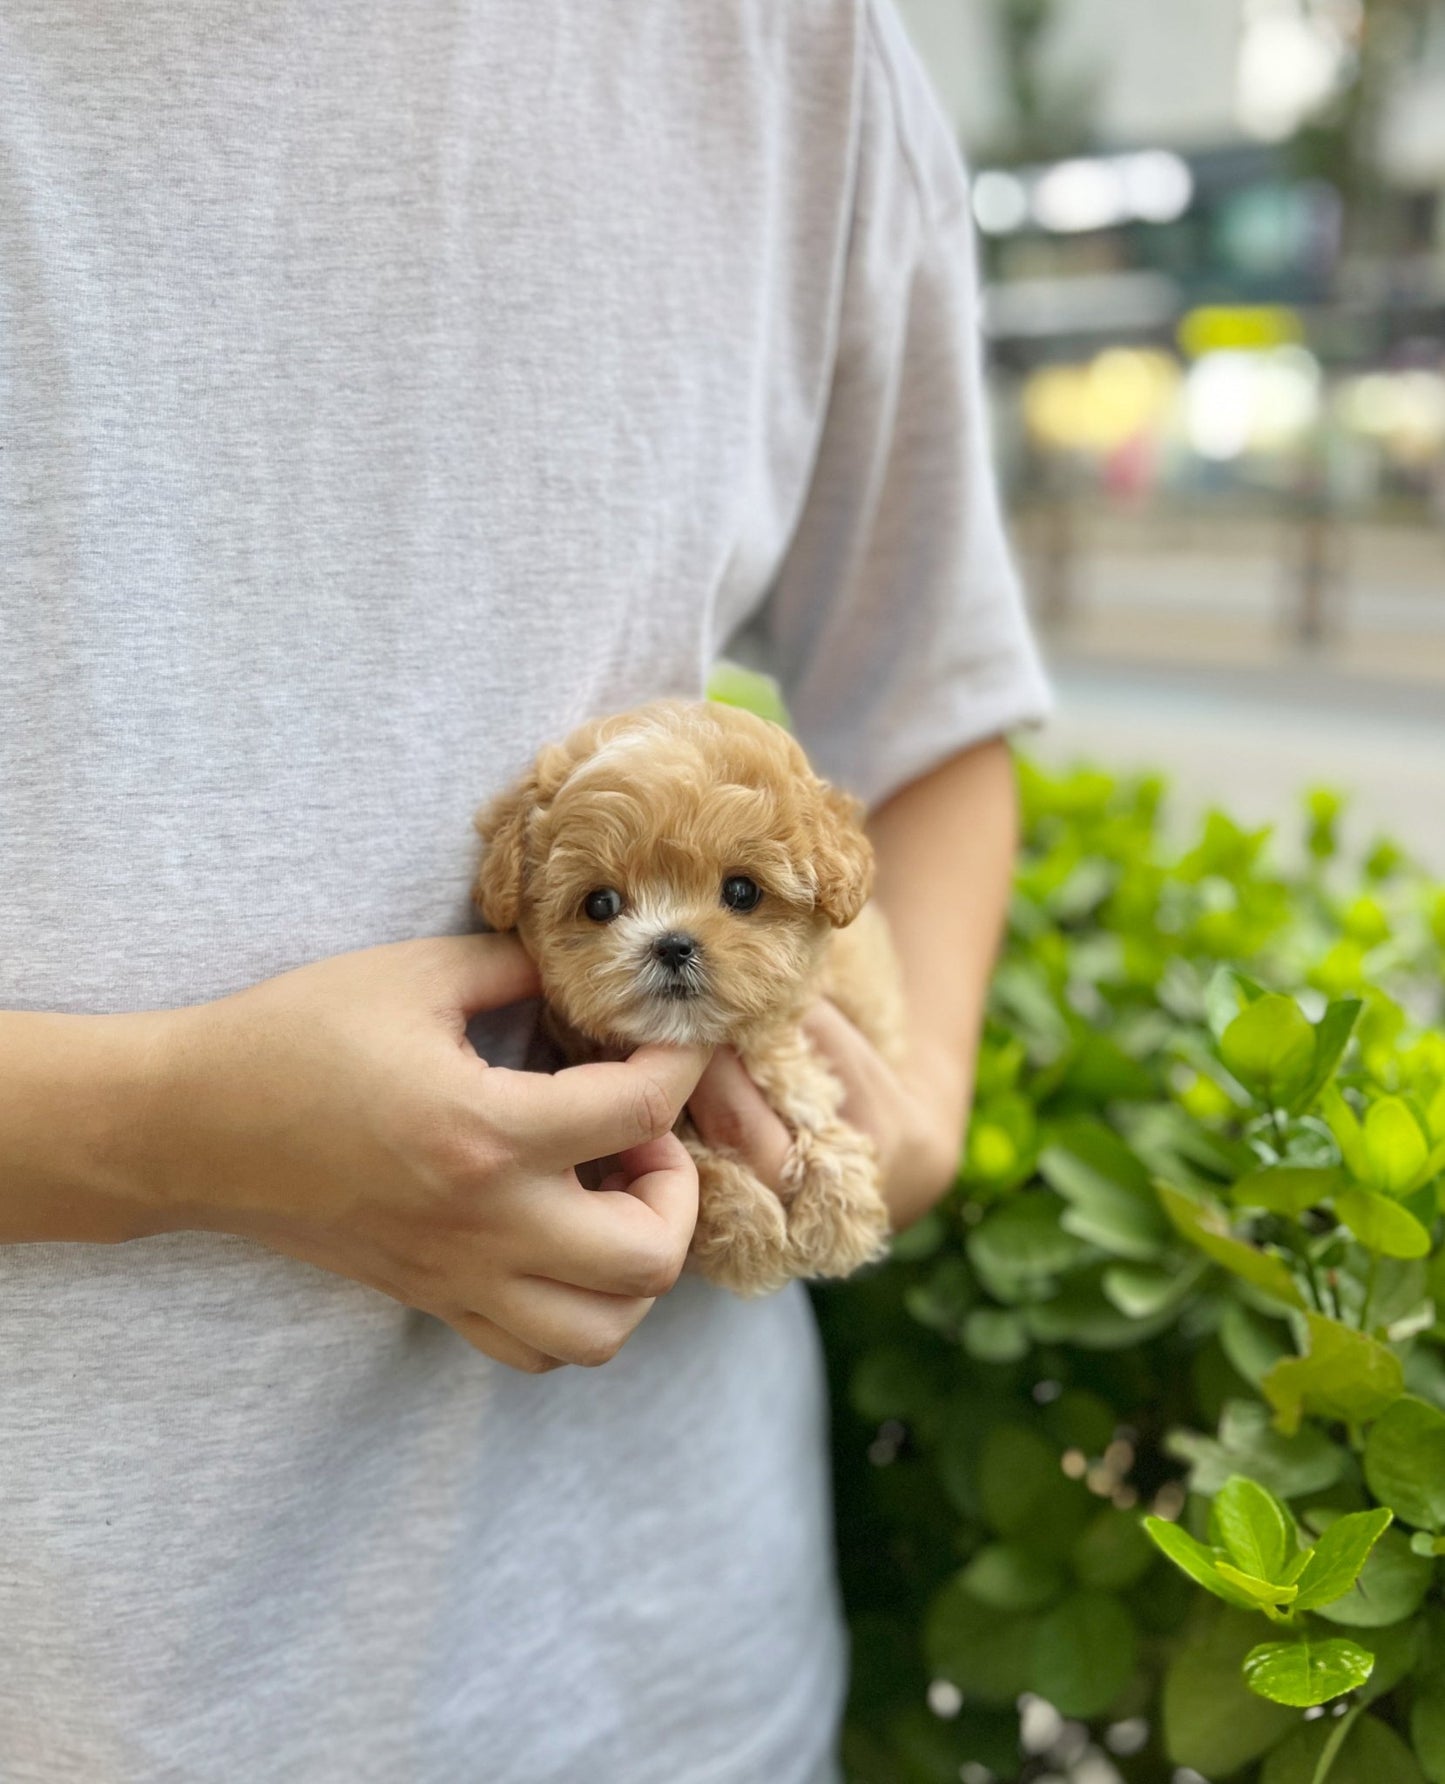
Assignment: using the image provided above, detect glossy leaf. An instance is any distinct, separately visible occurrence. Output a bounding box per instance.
[1242,1636,1374,1706]
[1291,1508,1394,1612]
[1211,1474,1298,1583]
[1143,1517,1261,1611]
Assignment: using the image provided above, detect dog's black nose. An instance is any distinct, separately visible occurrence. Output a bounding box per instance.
[652,932,697,971]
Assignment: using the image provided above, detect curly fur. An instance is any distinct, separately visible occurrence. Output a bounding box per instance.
[473,699,904,1296]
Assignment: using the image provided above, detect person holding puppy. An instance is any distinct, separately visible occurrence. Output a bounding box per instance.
[0,3,1048,1781]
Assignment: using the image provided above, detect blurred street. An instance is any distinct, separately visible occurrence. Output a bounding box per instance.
[1024,520,1445,873]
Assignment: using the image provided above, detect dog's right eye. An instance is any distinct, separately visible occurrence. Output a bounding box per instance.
[583,887,624,923]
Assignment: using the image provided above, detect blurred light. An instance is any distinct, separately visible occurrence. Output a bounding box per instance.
[972,168,1028,235]
[1185,346,1322,461]
[1022,349,1180,453]
[1032,157,1129,233]
[1106,1721,1151,1757]
[1187,353,1256,460]
[1121,150,1194,224]
[1178,304,1304,357]
[1020,1695,1066,1754]
[926,1680,963,1718]
[1237,3,1349,141]
[1335,369,1445,465]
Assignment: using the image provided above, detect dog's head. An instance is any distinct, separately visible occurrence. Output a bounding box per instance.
[473,700,873,1047]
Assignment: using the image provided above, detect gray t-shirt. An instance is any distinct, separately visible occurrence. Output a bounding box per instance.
[0,3,1049,1780]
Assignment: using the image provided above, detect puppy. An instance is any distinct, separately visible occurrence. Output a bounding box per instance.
[473,699,905,1297]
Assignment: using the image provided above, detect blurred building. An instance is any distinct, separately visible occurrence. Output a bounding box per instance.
[895,0,1445,655]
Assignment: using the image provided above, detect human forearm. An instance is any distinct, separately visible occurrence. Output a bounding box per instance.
[0,1009,178,1243]
[866,735,1020,1216]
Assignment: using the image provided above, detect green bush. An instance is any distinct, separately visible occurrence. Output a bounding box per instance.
[818,760,1445,1784]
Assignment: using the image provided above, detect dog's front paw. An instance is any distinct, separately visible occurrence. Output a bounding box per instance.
[782,1123,891,1282]
[687,1142,792,1298]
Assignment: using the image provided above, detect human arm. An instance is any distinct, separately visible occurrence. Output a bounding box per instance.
[0,935,707,1371]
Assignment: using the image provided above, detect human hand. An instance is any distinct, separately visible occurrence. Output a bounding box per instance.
[131,935,708,1371]
[687,999,960,1232]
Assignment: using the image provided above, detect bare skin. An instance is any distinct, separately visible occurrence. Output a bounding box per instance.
[688,736,1019,1232]
[0,935,707,1374]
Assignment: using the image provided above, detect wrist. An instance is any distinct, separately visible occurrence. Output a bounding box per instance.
[0,1007,193,1243]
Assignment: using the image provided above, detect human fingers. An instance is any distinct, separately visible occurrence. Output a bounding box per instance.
[482,1044,711,1167]
[504,1141,697,1299]
[418,932,542,1018]
[486,1274,656,1369]
[686,1050,791,1196]
[445,1309,562,1374]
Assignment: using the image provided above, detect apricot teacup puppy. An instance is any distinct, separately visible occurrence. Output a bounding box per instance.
[473,699,904,1297]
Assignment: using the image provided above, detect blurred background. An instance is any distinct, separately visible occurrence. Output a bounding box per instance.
[897,0,1445,866]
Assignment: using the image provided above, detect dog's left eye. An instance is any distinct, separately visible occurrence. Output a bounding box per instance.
[720,875,762,913]
[583,887,624,923]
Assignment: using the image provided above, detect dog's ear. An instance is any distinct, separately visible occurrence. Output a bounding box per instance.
[473,772,540,933]
[810,781,874,928]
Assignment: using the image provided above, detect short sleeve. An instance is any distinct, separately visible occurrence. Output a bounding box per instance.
[728,0,1052,807]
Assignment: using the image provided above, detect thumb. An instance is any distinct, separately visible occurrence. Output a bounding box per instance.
[420,933,541,1018]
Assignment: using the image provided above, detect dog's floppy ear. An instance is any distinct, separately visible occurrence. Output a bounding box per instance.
[811,781,874,928]
[472,772,541,933]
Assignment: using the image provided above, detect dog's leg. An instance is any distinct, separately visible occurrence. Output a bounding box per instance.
[683,1128,793,1299]
[742,1032,892,1283]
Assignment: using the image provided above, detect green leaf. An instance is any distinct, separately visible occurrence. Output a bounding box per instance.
[1219,1301,1294,1386]
[976,1425,1058,1538]
[1335,1186,1432,1260]
[960,1307,1030,1363]
[966,1192,1092,1302]
[1412,1674,1445,1783]
[959,1542,1065,1613]
[1221,994,1317,1105]
[1291,1508,1394,1612]
[1286,998,1363,1113]
[1163,1605,1299,1776]
[1037,1120,1170,1260]
[902,1256,973,1333]
[1157,1182,1306,1309]
[1364,1397,1445,1531]
[1101,1258,1205,1319]
[1169,1398,1346,1500]
[1311,1527,1432,1629]
[1261,1312,1404,1437]
[1030,1590,1138,1719]
[1364,1098,1431,1196]
[924,1577,1038,1706]
[1262,1712,1428,1784]
[1323,1083,1372,1183]
[1071,1507,1156,1590]
[1242,1636,1374,1706]
[1206,965,1266,1042]
[1214,1563,1299,1611]
[1143,1517,1261,1611]
[1212,1474,1298,1583]
[1232,1165,1344,1216]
